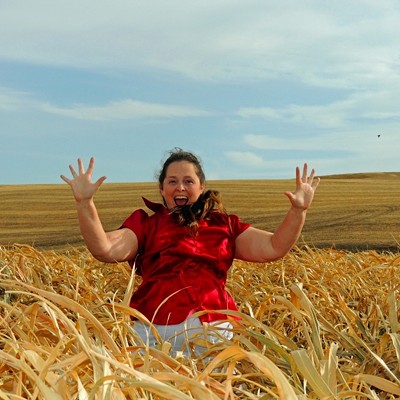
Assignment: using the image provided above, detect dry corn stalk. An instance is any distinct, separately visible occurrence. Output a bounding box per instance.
[0,244,399,399]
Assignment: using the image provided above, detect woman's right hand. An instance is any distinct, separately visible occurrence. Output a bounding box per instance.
[60,157,106,202]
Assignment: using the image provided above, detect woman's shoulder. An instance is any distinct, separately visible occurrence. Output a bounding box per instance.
[121,208,150,230]
[209,211,249,231]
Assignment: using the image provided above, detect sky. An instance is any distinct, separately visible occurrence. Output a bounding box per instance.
[1,0,399,184]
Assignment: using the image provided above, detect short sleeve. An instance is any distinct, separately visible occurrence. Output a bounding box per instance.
[120,209,149,246]
[228,214,251,238]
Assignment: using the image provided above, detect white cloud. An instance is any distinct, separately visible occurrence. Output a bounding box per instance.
[241,129,399,179]
[37,99,211,121]
[225,151,267,168]
[237,103,348,129]
[237,86,400,129]
[223,129,398,179]
[0,87,34,111]
[1,1,399,88]
[244,130,395,153]
[0,86,210,120]
[244,134,300,150]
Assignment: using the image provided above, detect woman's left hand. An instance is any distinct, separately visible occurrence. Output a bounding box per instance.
[284,163,320,210]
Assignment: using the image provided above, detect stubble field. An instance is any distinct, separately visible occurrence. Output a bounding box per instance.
[1,172,400,251]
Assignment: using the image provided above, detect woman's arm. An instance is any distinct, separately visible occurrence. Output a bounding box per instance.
[61,157,138,263]
[235,163,320,262]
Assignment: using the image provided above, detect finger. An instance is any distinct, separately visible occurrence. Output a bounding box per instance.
[94,175,107,189]
[68,164,78,178]
[77,158,85,174]
[308,168,315,183]
[60,174,70,184]
[87,156,95,175]
[284,190,295,202]
[312,176,321,190]
[295,166,301,184]
[302,163,308,181]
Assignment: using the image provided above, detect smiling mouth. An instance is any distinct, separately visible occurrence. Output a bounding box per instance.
[174,196,189,207]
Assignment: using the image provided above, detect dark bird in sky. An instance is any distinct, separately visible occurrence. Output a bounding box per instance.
[377,134,381,138]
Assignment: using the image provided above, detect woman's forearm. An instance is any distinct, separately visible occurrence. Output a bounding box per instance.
[270,206,307,257]
[75,199,111,260]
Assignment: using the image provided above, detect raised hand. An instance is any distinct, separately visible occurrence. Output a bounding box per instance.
[60,157,106,202]
[284,163,320,210]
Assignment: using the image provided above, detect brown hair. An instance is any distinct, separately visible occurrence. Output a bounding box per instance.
[158,148,226,234]
[158,148,205,187]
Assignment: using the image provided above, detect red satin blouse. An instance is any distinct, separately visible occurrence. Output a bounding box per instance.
[121,198,250,325]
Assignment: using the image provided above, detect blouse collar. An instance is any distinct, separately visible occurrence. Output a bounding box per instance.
[142,197,167,213]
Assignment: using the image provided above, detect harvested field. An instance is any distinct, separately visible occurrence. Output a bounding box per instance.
[1,172,400,252]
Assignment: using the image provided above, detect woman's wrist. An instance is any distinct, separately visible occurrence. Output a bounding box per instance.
[75,197,95,208]
[290,204,308,214]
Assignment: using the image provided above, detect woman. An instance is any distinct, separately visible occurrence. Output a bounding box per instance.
[61,149,320,355]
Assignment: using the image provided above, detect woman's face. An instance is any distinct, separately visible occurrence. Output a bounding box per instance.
[160,161,205,209]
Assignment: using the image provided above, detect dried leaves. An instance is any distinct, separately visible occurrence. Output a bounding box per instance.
[0,244,399,399]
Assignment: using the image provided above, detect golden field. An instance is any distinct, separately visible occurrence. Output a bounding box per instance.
[0,173,400,399]
[1,172,400,251]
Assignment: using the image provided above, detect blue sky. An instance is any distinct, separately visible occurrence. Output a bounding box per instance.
[1,0,399,184]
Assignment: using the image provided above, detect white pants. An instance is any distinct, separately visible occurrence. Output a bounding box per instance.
[134,317,233,357]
